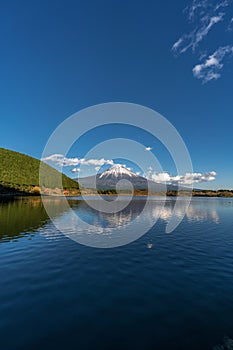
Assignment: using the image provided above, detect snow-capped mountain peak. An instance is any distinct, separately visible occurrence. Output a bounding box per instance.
[99,164,138,178]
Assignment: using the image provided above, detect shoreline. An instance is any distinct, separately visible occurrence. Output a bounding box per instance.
[1,192,233,199]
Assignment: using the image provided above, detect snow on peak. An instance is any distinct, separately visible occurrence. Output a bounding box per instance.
[99,164,138,178]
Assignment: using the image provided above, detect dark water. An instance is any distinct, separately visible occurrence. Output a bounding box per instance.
[1,196,233,350]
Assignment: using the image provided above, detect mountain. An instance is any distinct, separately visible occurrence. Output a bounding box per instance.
[0,148,80,196]
[99,164,138,178]
[76,164,183,192]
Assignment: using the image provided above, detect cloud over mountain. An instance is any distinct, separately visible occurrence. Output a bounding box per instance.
[144,169,217,185]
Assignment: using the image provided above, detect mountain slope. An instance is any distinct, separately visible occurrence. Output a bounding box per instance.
[0,148,80,195]
[77,164,183,192]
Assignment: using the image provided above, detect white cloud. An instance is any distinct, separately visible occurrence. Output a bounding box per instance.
[193,45,233,82]
[81,158,114,166]
[214,0,230,11]
[42,154,114,167]
[227,16,233,30]
[172,13,224,55]
[185,0,209,21]
[145,146,153,151]
[194,14,224,47]
[186,0,229,21]
[144,168,217,185]
[71,168,80,173]
[173,171,217,185]
[172,0,233,82]
[152,172,172,183]
[172,38,183,51]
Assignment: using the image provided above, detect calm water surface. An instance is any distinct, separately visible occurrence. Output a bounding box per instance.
[0,196,233,350]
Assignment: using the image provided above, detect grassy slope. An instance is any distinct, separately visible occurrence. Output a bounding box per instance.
[0,148,80,195]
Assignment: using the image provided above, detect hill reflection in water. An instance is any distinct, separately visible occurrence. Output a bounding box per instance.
[0,197,73,242]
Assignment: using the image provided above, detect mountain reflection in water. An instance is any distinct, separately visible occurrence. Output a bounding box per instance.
[0,196,221,243]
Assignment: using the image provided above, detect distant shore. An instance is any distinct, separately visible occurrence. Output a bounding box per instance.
[1,189,233,198]
[81,188,233,198]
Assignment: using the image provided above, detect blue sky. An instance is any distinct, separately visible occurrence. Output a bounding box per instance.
[0,0,233,189]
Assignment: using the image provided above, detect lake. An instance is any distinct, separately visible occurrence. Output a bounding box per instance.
[0,196,233,350]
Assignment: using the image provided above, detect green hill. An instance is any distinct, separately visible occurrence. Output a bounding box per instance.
[0,148,80,196]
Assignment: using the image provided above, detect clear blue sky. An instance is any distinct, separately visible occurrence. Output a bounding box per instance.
[0,0,232,189]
